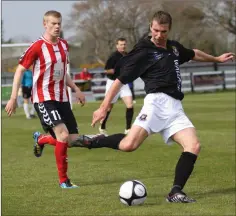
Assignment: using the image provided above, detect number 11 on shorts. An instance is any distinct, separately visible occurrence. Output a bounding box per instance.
[51,110,61,120]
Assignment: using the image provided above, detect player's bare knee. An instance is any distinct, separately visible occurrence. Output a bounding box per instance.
[121,143,136,152]
[120,136,138,152]
[194,141,201,154]
[55,130,69,142]
[126,104,133,109]
[60,131,69,142]
[126,99,133,108]
[185,141,201,155]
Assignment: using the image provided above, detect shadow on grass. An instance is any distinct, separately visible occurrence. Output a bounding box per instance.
[193,187,236,199]
[75,174,173,187]
[77,178,130,186]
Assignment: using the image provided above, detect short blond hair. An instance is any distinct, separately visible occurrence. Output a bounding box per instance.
[43,10,61,21]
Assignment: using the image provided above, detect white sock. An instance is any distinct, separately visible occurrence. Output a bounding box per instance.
[23,103,30,118]
[30,104,35,115]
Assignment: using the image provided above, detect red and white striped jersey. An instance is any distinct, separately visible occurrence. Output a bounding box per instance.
[19,36,69,103]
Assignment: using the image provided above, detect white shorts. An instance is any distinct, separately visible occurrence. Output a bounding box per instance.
[105,79,132,104]
[133,93,194,144]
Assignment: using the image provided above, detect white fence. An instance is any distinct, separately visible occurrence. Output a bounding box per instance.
[72,70,235,101]
[2,43,235,106]
[2,70,235,106]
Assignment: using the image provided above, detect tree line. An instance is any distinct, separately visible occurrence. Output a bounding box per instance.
[2,0,235,69]
[65,0,235,68]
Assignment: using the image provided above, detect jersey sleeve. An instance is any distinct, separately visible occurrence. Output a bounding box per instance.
[175,42,195,65]
[59,38,70,64]
[19,43,38,69]
[117,48,148,84]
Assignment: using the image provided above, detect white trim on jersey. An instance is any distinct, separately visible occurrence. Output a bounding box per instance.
[32,58,41,103]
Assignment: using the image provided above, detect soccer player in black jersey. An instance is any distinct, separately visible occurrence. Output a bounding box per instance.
[99,38,134,135]
[72,11,235,203]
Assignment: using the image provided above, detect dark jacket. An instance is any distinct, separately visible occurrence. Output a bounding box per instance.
[116,36,195,100]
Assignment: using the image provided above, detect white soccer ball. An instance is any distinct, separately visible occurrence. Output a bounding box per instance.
[119,180,147,206]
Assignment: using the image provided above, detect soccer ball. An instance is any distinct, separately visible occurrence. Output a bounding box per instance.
[119,180,147,206]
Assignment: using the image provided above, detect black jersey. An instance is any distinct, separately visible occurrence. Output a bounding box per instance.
[116,36,195,100]
[104,51,126,80]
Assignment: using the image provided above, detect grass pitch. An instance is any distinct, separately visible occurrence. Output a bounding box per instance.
[2,91,235,216]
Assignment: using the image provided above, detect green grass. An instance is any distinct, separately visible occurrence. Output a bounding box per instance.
[2,91,235,216]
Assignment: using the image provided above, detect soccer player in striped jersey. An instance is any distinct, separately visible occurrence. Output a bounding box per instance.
[5,10,86,189]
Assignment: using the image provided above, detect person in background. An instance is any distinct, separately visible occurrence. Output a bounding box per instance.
[21,68,36,119]
[128,82,136,104]
[74,68,92,91]
[99,38,134,136]
[17,87,23,108]
[76,68,92,81]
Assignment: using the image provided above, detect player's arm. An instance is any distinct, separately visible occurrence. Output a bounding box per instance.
[65,73,86,106]
[5,42,37,116]
[12,45,37,100]
[193,49,235,63]
[65,73,81,92]
[5,65,26,116]
[176,40,235,63]
[11,65,26,100]
[105,69,115,74]
[21,72,24,86]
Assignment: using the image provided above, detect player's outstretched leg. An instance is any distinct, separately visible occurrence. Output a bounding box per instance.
[71,126,147,151]
[70,134,107,148]
[33,131,45,157]
[70,134,125,150]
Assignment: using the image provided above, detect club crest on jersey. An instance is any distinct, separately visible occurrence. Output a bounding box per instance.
[153,52,164,61]
[139,114,147,121]
[172,46,179,56]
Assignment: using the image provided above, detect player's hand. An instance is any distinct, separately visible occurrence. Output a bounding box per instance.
[75,89,86,106]
[5,98,17,117]
[91,108,107,127]
[217,53,235,63]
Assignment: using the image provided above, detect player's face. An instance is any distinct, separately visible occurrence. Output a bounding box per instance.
[116,41,126,53]
[44,16,62,38]
[150,20,170,47]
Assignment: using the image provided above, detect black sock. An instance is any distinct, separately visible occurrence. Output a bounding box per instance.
[171,152,197,194]
[101,111,111,129]
[126,108,134,129]
[91,133,125,150]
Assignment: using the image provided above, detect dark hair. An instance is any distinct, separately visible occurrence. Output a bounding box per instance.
[116,37,126,44]
[151,11,172,29]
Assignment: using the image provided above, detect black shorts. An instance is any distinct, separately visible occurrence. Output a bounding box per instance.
[34,101,78,138]
[22,86,32,99]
